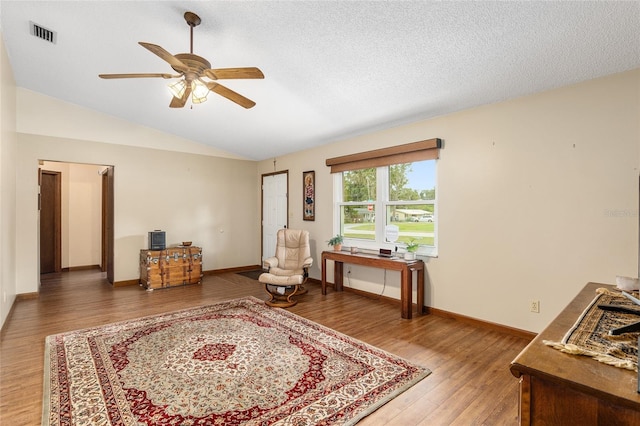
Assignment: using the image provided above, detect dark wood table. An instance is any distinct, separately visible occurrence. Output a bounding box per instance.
[321,250,424,319]
[510,282,640,425]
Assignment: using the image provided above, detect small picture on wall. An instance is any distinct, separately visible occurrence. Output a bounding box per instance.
[303,170,315,221]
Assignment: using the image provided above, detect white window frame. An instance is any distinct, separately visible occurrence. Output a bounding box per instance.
[333,162,438,257]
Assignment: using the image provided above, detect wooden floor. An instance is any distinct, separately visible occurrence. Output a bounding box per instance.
[0,270,531,425]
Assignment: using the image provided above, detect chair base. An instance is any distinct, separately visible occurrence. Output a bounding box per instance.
[263,283,301,308]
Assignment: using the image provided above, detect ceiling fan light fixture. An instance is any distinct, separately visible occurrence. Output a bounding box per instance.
[100,11,262,109]
[168,79,187,98]
[191,79,210,104]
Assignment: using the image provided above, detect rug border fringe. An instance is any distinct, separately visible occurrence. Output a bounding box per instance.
[42,335,52,425]
[543,339,637,371]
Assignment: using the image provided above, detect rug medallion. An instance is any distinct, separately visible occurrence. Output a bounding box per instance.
[43,296,430,425]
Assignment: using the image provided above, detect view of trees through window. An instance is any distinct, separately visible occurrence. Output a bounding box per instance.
[339,161,436,248]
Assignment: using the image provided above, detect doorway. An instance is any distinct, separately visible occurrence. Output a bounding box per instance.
[39,170,61,274]
[39,162,115,283]
[262,171,288,262]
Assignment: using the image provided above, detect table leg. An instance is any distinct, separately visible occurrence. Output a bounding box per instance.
[322,255,327,295]
[335,261,344,292]
[401,267,411,319]
[416,266,424,315]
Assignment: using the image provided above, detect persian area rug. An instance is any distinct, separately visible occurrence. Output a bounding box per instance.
[43,296,430,425]
[544,288,639,371]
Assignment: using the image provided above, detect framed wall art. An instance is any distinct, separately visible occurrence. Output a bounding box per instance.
[303,170,315,221]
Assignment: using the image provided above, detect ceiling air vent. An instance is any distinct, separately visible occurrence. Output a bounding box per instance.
[30,21,57,44]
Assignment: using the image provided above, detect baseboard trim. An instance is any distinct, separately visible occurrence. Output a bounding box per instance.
[16,292,39,300]
[322,282,536,340]
[203,265,262,275]
[113,279,139,287]
[63,265,102,272]
[1,292,38,337]
[427,307,536,340]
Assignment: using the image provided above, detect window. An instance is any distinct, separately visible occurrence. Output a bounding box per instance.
[334,159,437,256]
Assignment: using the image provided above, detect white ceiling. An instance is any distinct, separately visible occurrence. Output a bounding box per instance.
[1,1,639,161]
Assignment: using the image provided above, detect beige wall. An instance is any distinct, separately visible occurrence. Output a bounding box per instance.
[15,94,261,294]
[17,134,260,290]
[18,89,243,160]
[4,40,639,334]
[0,36,17,327]
[258,69,640,332]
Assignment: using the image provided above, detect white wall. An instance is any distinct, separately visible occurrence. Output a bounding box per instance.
[15,95,261,295]
[41,161,103,269]
[258,69,640,333]
[0,35,17,327]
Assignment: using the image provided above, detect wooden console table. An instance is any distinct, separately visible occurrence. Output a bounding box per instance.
[321,250,424,319]
[510,282,640,425]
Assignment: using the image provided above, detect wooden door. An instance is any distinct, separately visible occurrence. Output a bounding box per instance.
[262,171,288,263]
[40,170,61,274]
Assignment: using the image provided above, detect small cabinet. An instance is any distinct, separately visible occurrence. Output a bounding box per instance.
[139,246,202,290]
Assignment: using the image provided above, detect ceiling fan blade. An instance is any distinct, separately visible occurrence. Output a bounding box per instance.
[169,85,192,108]
[207,82,256,109]
[139,42,189,73]
[99,73,176,79]
[205,67,264,80]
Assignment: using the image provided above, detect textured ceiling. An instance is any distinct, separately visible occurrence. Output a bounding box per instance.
[1,1,639,160]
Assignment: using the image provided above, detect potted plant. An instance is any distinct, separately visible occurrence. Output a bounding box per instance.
[404,239,420,260]
[327,234,344,251]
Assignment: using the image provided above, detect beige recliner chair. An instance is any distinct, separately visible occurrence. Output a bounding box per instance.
[258,229,313,307]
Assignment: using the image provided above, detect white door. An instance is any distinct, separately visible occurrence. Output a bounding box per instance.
[262,172,288,263]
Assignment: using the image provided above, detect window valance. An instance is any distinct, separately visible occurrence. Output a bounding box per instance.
[325,138,442,173]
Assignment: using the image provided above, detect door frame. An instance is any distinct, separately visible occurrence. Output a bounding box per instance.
[101,166,115,283]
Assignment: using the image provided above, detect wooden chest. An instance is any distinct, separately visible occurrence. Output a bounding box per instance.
[139,246,202,290]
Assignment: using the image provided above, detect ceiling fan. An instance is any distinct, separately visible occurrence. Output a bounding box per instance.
[99,11,264,109]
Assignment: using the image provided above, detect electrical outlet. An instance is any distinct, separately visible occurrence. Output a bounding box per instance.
[530,300,540,313]
[347,267,351,275]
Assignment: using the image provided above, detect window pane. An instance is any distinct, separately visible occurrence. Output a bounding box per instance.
[342,168,376,202]
[341,205,375,241]
[386,205,435,246]
[336,159,436,254]
[389,161,435,201]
